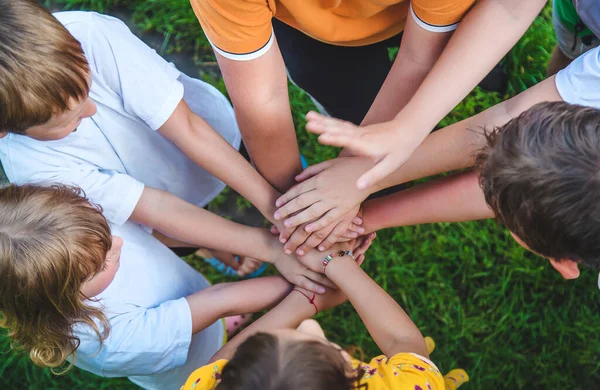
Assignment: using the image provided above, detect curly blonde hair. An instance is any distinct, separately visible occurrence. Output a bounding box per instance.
[0,184,111,372]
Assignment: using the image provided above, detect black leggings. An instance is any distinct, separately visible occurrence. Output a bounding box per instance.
[273,19,402,125]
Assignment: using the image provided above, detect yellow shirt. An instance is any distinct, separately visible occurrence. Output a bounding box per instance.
[182,352,446,390]
[190,0,476,60]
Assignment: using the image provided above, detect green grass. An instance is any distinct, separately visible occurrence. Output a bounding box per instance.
[3,1,600,389]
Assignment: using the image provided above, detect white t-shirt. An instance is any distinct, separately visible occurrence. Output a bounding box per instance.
[0,11,241,226]
[556,45,600,109]
[73,221,224,390]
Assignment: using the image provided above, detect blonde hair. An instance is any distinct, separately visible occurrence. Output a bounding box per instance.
[0,0,90,134]
[0,184,111,372]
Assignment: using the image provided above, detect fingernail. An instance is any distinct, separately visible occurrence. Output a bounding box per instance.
[276,200,281,207]
[358,227,365,233]
[297,250,304,256]
[280,237,287,243]
[305,225,313,232]
[351,232,358,238]
[318,246,325,251]
[318,288,326,294]
[274,212,280,220]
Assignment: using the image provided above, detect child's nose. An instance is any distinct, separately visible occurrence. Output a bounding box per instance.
[83,99,98,118]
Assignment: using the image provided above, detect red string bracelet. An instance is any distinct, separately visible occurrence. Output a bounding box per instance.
[292,289,319,315]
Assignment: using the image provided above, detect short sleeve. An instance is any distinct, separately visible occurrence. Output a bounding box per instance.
[15,166,144,226]
[356,353,446,389]
[190,0,275,61]
[100,297,193,377]
[555,47,600,109]
[83,13,184,130]
[411,0,475,32]
[182,359,228,390]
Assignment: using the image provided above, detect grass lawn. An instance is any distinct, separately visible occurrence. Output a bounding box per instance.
[2,1,600,389]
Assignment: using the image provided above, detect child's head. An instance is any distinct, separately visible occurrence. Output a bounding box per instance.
[219,319,362,390]
[476,101,600,279]
[0,184,122,370]
[0,0,96,140]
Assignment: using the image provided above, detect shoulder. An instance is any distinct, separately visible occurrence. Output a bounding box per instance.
[53,11,120,41]
[53,11,133,55]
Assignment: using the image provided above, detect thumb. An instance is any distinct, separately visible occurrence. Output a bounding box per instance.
[356,156,400,190]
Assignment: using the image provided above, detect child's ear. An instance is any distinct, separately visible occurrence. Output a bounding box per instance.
[549,258,580,279]
[0,132,7,139]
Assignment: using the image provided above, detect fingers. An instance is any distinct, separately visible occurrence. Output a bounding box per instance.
[270,225,280,235]
[316,132,366,154]
[356,155,402,190]
[302,269,337,290]
[317,221,350,252]
[356,254,365,266]
[275,180,317,209]
[294,160,333,183]
[275,193,321,223]
[347,222,365,234]
[305,209,344,233]
[278,224,296,243]
[283,225,311,255]
[305,111,356,135]
[352,216,363,225]
[353,232,376,258]
[295,224,336,256]
[342,229,359,239]
[284,202,330,229]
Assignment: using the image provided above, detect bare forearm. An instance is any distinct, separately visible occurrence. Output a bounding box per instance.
[372,76,562,192]
[326,257,428,357]
[209,291,314,362]
[362,17,451,126]
[394,0,546,134]
[363,171,493,232]
[186,276,292,334]
[218,43,301,192]
[180,114,281,222]
[235,102,301,192]
[131,187,277,260]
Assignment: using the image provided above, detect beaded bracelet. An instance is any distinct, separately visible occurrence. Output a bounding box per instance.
[292,289,319,315]
[322,250,355,273]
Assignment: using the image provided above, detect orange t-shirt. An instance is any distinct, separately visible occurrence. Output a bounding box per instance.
[190,0,475,60]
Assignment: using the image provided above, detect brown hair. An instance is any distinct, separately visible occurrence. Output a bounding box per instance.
[0,0,90,134]
[218,332,366,390]
[0,184,111,372]
[476,101,600,267]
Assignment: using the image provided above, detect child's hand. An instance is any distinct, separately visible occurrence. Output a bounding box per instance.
[296,233,374,274]
[305,111,425,189]
[271,250,336,295]
[281,207,364,256]
[274,157,372,234]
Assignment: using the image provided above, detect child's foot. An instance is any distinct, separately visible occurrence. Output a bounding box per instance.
[198,249,267,278]
[444,369,469,390]
[225,314,252,338]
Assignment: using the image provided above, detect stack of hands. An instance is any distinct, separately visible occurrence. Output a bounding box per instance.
[264,111,410,295]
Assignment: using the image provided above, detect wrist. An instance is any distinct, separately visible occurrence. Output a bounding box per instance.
[258,189,282,224]
[287,288,319,317]
[263,230,283,264]
[323,252,358,280]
